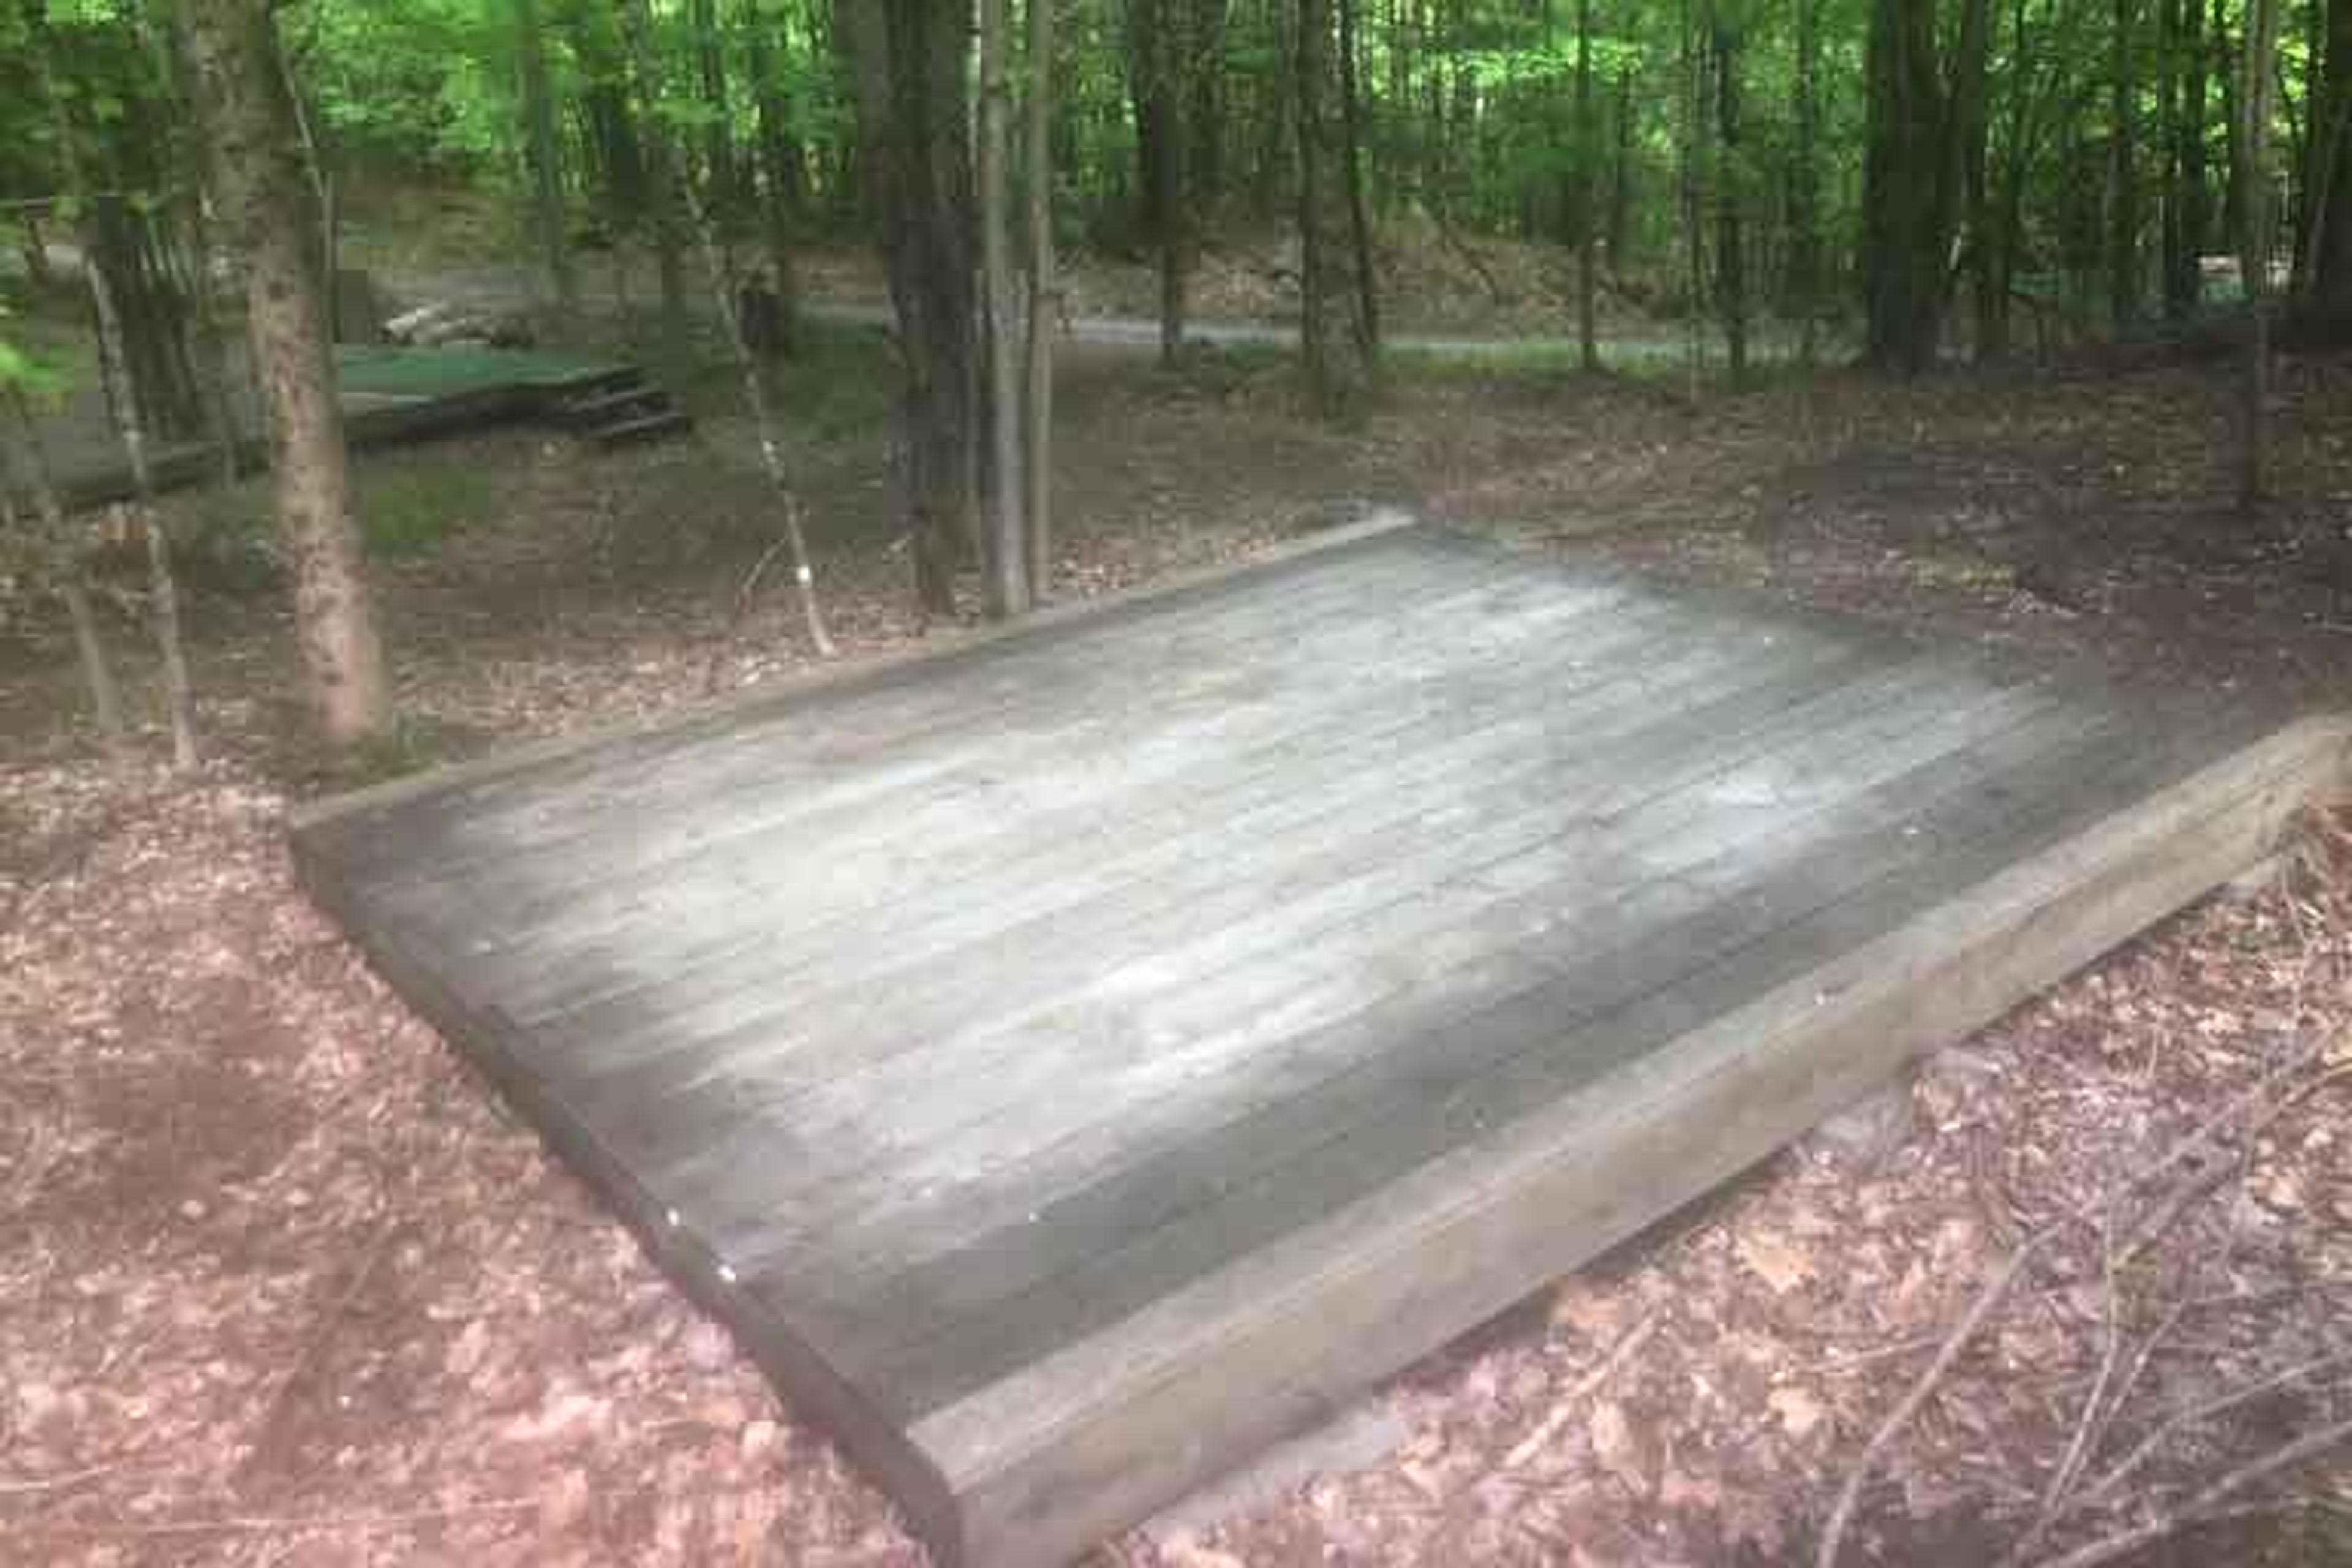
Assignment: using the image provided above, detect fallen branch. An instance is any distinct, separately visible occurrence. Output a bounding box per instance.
[2030,1414,2352,1568]
[1502,1307,1664,1469]
[24,1496,542,1539]
[1814,1235,2052,1568]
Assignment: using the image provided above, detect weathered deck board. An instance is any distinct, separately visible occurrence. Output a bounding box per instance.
[291,519,2348,1568]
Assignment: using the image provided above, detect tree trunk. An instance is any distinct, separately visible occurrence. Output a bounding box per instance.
[1024,0,1057,600]
[1298,0,1374,417]
[518,0,578,318]
[2238,0,2279,505]
[1861,0,1950,372]
[1576,0,1600,369]
[1793,0,1821,363]
[1714,8,1747,386]
[619,0,834,655]
[1338,0,1381,356]
[837,0,979,617]
[2111,0,2141,328]
[29,10,198,764]
[747,0,804,355]
[1609,62,1635,276]
[1,396,130,760]
[2306,0,2352,327]
[178,0,391,748]
[2171,0,2212,312]
[1129,0,1190,363]
[978,0,1029,618]
[632,39,695,350]
[692,0,739,214]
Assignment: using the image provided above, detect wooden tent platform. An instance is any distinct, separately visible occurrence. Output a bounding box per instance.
[290,520,2348,1568]
[44,347,644,513]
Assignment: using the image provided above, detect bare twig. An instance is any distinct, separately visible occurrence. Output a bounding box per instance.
[0,1460,123,1496]
[24,1496,542,1539]
[700,535,796,695]
[2031,1414,2352,1568]
[2068,1350,2352,1516]
[2005,1239,2130,1566]
[1815,1235,2053,1568]
[1502,1307,1664,1470]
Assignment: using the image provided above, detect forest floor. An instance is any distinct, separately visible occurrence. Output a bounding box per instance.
[4,325,2352,1567]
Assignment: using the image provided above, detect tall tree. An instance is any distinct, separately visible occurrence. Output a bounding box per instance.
[2305,0,2352,328]
[1792,0,1823,364]
[1713,1,1749,385]
[2237,0,2280,503]
[30,3,197,766]
[2111,0,2141,327]
[1860,0,1985,371]
[1024,0,1057,599]
[745,0,803,354]
[838,0,979,615]
[1,391,128,760]
[1576,0,1600,370]
[518,0,578,318]
[978,0,1028,617]
[1298,0,1376,416]
[176,0,390,748]
[620,0,834,654]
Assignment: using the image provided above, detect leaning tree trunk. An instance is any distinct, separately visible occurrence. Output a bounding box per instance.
[31,13,199,766]
[1297,0,1374,417]
[178,0,390,748]
[1,396,130,760]
[837,0,981,617]
[619,0,834,656]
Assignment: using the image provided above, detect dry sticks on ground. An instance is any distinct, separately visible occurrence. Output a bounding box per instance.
[1815,999,2351,1568]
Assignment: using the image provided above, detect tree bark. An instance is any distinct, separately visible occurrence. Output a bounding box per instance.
[2237,0,2279,505]
[1577,0,1601,369]
[837,0,978,616]
[1024,0,1057,600]
[978,0,1029,618]
[179,0,391,748]
[2112,0,2141,328]
[1861,0,1951,371]
[2305,0,2352,327]
[29,8,198,765]
[619,0,834,655]
[1298,0,1375,417]
[747,0,804,355]
[1,394,129,760]
[518,0,579,318]
[1714,5,1748,386]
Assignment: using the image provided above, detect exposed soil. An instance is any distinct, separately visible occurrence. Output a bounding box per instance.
[4,331,2350,1567]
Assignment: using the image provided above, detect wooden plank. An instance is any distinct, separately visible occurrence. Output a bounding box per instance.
[375,551,1649,970]
[295,514,1439,880]
[900,712,2347,1568]
[360,534,1510,889]
[522,619,1888,1091]
[657,661,2054,1262]
[730,688,2113,1374]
